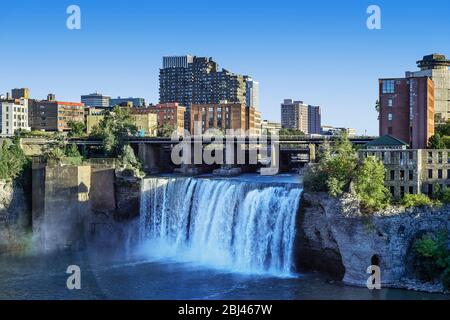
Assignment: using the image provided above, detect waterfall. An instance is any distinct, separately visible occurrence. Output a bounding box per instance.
[139,177,302,276]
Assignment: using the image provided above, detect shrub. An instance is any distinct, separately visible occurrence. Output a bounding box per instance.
[443,267,450,290]
[401,194,434,208]
[0,140,30,181]
[413,231,449,283]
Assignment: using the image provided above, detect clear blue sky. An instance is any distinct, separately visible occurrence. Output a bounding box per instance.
[1,0,449,135]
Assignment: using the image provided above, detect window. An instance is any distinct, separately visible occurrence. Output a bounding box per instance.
[448,169,450,179]
[438,152,443,163]
[388,99,393,107]
[390,186,395,196]
[409,186,414,194]
[428,169,433,179]
[409,170,413,181]
[400,186,405,198]
[390,170,395,180]
[428,152,433,164]
[388,113,393,121]
[438,169,443,179]
[382,80,395,94]
[400,170,405,180]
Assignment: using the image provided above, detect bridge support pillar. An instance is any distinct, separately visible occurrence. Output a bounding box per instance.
[138,143,160,174]
[309,144,316,163]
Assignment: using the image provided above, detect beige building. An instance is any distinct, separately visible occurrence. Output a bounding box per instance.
[0,97,30,135]
[360,135,450,198]
[261,120,282,135]
[130,108,157,137]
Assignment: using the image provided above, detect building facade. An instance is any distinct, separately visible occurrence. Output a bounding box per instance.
[81,93,110,109]
[11,88,30,99]
[29,94,85,132]
[159,55,256,130]
[406,54,450,125]
[261,120,282,135]
[281,99,321,134]
[130,108,158,137]
[110,97,146,108]
[190,103,256,135]
[0,97,30,135]
[245,78,260,111]
[360,148,450,198]
[153,103,186,135]
[379,77,434,149]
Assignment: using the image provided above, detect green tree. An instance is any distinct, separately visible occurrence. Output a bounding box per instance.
[325,132,357,196]
[157,124,177,138]
[90,107,138,157]
[354,156,391,212]
[67,120,86,138]
[279,128,305,136]
[304,133,357,196]
[428,133,446,149]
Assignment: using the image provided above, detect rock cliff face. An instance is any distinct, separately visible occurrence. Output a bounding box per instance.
[0,180,31,255]
[296,192,449,292]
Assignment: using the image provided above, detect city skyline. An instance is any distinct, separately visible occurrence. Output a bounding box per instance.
[1,0,450,135]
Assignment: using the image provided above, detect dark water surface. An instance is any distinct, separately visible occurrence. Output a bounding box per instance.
[0,250,448,300]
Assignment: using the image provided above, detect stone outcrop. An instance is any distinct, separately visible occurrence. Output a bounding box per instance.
[0,180,31,255]
[297,192,449,293]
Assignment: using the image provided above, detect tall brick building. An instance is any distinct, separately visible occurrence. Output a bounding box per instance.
[379,76,435,149]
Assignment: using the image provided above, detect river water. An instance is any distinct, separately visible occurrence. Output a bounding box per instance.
[0,174,448,300]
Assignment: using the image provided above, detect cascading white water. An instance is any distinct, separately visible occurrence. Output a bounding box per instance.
[139,177,302,276]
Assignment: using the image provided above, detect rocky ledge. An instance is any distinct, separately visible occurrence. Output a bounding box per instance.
[296,192,450,294]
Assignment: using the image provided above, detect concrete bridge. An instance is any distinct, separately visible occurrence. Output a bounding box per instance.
[69,136,374,174]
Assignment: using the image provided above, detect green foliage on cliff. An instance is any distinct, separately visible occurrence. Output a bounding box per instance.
[279,128,305,136]
[45,143,84,166]
[413,231,450,289]
[354,156,391,212]
[401,194,435,208]
[0,139,30,181]
[90,107,138,157]
[304,132,357,197]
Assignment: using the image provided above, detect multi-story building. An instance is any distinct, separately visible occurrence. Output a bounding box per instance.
[0,97,30,135]
[245,78,260,111]
[253,110,262,136]
[81,92,110,109]
[308,105,321,134]
[110,96,146,108]
[130,108,158,137]
[281,99,321,134]
[406,54,450,125]
[379,76,434,149]
[190,102,256,135]
[261,120,282,135]
[159,55,256,130]
[29,94,85,132]
[360,135,450,198]
[11,88,30,99]
[152,103,186,136]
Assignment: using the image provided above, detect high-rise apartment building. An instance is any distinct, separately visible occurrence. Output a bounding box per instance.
[0,97,30,135]
[159,55,256,130]
[379,77,434,149]
[81,92,110,108]
[281,99,321,134]
[406,54,450,125]
[245,78,260,111]
[29,94,85,132]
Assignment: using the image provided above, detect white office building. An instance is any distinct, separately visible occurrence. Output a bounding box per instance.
[0,98,30,136]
